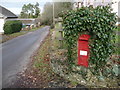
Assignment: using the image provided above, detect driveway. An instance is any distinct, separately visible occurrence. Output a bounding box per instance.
[1,26,50,88]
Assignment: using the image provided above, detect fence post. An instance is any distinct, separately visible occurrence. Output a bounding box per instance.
[55,17,63,48]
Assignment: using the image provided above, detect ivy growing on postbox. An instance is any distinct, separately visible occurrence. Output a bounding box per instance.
[62,5,117,75]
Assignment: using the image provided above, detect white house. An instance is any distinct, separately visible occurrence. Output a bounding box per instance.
[74,0,120,17]
[0,5,18,34]
[74,0,120,25]
[0,5,41,33]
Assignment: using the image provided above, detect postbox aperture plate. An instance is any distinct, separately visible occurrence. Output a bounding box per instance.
[80,50,87,56]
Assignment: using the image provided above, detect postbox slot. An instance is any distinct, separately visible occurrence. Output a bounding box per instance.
[79,39,88,41]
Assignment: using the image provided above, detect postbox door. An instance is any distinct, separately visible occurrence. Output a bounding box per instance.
[78,40,89,67]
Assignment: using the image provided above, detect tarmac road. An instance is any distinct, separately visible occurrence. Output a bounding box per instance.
[1,26,50,88]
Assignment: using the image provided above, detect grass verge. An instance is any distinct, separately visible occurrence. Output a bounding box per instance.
[11,29,69,88]
[11,31,53,88]
[33,32,51,73]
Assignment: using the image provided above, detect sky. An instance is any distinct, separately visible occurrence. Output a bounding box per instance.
[0,0,119,16]
[0,0,53,15]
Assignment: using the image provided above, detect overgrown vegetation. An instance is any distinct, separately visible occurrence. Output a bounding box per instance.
[50,23,119,87]
[4,20,22,34]
[62,5,117,76]
[40,2,73,25]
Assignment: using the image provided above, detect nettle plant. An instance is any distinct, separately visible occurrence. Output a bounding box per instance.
[62,5,117,75]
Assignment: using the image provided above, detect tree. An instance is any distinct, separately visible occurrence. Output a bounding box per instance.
[20,2,40,18]
[41,2,53,25]
[34,2,40,18]
[54,2,73,17]
[41,1,73,25]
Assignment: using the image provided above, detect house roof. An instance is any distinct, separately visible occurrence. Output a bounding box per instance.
[0,5,18,18]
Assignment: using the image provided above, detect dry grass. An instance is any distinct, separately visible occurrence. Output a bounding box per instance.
[11,29,65,88]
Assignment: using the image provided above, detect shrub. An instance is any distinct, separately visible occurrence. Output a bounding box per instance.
[50,24,55,29]
[4,20,22,34]
[62,5,117,76]
[40,18,53,25]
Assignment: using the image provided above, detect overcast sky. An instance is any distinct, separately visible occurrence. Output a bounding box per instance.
[0,0,119,16]
[0,0,53,15]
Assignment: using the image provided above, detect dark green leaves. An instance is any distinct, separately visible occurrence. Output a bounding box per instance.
[62,5,117,76]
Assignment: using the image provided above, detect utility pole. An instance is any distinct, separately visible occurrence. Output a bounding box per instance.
[53,2,55,25]
[102,0,104,3]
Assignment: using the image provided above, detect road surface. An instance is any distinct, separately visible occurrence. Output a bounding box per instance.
[1,26,50,88]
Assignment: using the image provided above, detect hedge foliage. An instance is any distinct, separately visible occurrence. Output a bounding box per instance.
[4,20,22,34]
[62,5,117,75]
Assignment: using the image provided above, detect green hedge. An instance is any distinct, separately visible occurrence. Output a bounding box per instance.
[4,20,22,34]
[62,5,117,76]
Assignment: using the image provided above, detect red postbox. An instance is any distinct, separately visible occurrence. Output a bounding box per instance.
[78,34,90,67]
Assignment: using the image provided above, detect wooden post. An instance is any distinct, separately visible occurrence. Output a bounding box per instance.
[53,2,55,25]
[58,22,63,48]
[55,17,63,48]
